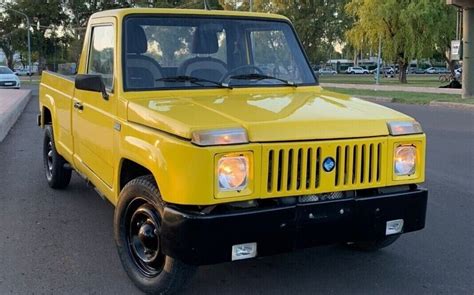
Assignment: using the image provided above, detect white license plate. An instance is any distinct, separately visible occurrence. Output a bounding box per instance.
[4,83,13,86]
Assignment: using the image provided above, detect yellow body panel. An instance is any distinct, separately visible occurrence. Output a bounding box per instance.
[39,8,426,206]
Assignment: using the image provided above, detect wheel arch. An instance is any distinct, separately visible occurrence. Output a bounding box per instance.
[42,106,52,126]
[39,92,57,128]
[119,158,158,193]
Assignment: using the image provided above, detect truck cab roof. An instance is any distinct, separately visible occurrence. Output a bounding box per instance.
[90,8,290,22]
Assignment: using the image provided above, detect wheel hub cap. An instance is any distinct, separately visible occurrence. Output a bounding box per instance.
[127,202,164,276]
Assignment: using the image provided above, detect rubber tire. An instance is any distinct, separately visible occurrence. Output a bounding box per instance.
[114,175,196,295]
[43,125,72,189]
[346,235,400,252]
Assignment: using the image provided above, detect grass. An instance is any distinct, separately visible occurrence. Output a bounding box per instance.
[319,74,449,88]
[325,87,474,105]
[20,80,40,85]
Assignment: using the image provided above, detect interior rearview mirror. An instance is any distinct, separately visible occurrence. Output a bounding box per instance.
[75,74,109,100]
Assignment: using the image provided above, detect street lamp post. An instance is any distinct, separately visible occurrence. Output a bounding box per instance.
[6,8,32,83]
[376,37,382,85]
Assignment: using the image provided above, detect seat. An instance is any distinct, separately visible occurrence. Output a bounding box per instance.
[177,27,227,81]
[125,25,163,89]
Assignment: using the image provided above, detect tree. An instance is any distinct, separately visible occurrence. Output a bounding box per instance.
[419,0,457,75]
[0,5,31,69]
[345,0,456,83]
[219,0,353,65]
[65,0,222,63]
[0,0,70,71]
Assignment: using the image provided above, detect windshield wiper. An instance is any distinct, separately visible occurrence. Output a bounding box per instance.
[157,75,232,89]
[228,73,297,87]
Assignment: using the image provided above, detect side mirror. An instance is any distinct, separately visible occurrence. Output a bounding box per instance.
[75,74,109,100]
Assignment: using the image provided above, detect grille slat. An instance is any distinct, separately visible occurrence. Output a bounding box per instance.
[299,149,307,191]
[280,150,289,191]
[265,139,385,195]
[353,145,360,185]
[307,148,316,190]
[290,149,299,191]
[344,145,352,186]
[364,144,371,184]
[315,147,321,189]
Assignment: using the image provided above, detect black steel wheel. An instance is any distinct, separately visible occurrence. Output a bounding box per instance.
[114,175,196,294]
[127,201,165,278]
[43,125,71,189]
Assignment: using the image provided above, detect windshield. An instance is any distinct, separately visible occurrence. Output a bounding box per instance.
[0,67,13,74]
[123,16,316,90]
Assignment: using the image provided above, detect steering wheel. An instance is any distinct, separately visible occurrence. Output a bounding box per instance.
[220,65,264,84]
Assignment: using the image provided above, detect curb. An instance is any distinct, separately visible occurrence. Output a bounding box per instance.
[428,101,474,110]
[356,95,393,103]
[0,90,32,142]
[358,95,473,110]
[321,83,462,95]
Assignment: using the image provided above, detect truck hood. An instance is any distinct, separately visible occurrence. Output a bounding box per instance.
[0,74,18,81]
[127,87,412,142]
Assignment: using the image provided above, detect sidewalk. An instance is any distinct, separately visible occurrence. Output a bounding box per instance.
[0,89,32,142]
[321,83,462,95]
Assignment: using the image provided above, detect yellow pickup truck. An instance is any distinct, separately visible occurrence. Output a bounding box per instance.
[39,8,428,294]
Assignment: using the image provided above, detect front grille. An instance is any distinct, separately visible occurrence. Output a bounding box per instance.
[334,142,383,186]
[262,138,387,197]
[0,81,17,86]
[267,147,322,193]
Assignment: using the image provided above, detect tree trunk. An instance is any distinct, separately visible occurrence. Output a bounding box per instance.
[443,51,456,76]
[1,44,15,70]
[6,51,15,70]
[398,60,408,83]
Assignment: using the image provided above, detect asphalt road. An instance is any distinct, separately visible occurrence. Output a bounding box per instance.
[0,87,473,294]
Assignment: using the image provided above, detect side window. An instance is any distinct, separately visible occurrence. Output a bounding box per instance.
[88,25,114,89]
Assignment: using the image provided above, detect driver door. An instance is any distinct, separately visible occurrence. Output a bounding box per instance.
[72,21,116,187]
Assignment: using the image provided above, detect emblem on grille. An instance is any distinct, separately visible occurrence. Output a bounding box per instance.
[322,157,336,172]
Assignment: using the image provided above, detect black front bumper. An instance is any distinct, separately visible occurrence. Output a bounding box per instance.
[161,188,428,265]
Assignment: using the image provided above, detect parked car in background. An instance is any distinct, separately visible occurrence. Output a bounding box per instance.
[371,67,395,76]
[425,67,449,74]
[346,66,369,74]
[413,68,427,74]
[0,66,21,89]
[14,69,33,76]
[318,68,337,75]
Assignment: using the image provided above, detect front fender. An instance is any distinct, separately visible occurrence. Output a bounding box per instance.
[117,122,261,206]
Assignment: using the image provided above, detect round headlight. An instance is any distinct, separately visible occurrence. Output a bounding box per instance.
[218,156,248,191]
[394,146,416,176]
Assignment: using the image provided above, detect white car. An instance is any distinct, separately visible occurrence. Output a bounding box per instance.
[425,67,449,74]
[14,69,33,76]
[0,66,21,89]
[318,68,337,75]
[346,66,369,74]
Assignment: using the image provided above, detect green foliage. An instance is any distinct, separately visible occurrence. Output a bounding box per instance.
[219,0,353,64]
[345,0,457,82]
[0,0,70,70]
[1,0,455,75]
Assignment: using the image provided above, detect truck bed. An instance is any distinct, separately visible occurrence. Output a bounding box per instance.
[39,71,76,162]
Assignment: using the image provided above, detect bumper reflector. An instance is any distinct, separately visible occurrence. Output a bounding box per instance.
[232,243,257,261]
[386,219,404,235]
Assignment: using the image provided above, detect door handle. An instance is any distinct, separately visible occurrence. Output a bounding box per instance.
[73,101,84,111]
